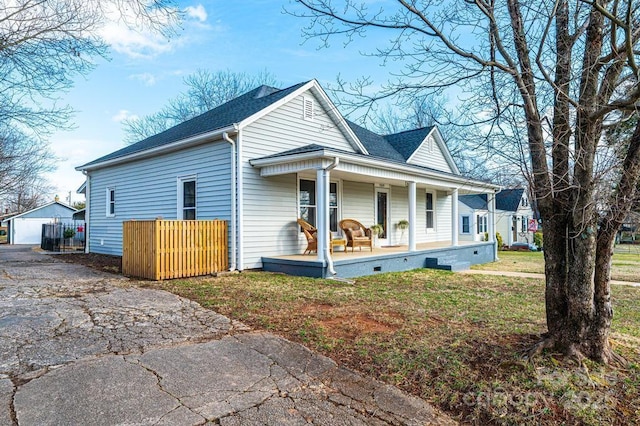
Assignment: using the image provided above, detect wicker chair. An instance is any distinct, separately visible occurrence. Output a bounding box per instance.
[297,218,317,254]
[339,219,373,252]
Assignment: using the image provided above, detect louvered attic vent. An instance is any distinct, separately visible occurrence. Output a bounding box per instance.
[303,97,314,121]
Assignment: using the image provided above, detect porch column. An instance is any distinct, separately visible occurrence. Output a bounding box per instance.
[316,169,327,263]
[488,191,498,261]
[408,181,417,252]
[451,188,459,246]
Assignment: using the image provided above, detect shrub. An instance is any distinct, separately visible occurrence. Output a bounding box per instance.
[64,228,76,239]
[534,231,543,249]
[496,232,503,249]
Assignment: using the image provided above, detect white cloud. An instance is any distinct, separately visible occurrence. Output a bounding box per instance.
[112,110,138,123]
[99,21,176,59]
[185,4,207,22]
[130,72,157,86]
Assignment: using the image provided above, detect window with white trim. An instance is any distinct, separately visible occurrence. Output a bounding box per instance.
[461,215,471,234]
[299,179,338,231]
[476,214,488,234]
[521,216,528,232]
[425,192,435,230]
[178,176,197,220]
[106,187,115,217]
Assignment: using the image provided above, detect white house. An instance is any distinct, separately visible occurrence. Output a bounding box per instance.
[1,201,76,245]
[459,188,536,248]
[77,80,501,278]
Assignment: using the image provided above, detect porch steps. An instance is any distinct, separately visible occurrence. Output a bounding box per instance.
[425,257,470,272]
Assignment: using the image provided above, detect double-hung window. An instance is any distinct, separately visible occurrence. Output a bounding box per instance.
[106,187,115,217]
[477,214,488,234]
[425,192,435,230]
[521,216,528,232]
[178,176,196,220]
[299,179,338,232]
[461,215,471,234]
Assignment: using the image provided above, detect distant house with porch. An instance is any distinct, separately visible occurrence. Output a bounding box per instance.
[76,79,500,278]
[459,188,536,248]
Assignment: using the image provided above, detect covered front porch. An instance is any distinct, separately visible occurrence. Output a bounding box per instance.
[250,144,500,278]
[263,240,495,279]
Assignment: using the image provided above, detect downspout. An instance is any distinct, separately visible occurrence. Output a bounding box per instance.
[237,127,244,271]
[222,132,237,271]
[323,157,339,276]
[83,171,91,254]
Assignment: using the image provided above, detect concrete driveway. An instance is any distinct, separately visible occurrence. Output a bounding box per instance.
[0,245,454,425]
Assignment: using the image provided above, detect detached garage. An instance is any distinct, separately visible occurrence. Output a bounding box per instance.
[2,201,76,245]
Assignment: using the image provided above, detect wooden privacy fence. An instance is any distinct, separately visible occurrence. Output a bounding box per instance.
[123,219,228,280]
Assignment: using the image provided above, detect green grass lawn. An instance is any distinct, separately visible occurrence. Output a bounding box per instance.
[472,249,640,282]
[143,269,640,425]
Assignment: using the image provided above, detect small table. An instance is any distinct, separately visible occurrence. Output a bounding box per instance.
[331,238,347,253]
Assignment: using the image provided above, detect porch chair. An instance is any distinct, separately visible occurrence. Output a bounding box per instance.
[297,218,317,254]
[339,219,373,252]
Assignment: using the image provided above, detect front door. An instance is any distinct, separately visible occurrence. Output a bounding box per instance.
[375,188,390,246]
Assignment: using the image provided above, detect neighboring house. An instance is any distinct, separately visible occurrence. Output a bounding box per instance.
[1,201,77,245]
[77,79,500,278]
[458,194,490,242]
[459,188,536,248]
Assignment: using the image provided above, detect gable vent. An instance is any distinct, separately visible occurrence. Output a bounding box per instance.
[303,97,314,121]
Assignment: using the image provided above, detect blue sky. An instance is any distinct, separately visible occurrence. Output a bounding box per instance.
[47,0,395,204]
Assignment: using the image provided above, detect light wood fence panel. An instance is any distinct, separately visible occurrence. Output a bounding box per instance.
[123,219,228,280]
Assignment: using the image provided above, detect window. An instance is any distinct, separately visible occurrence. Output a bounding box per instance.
[106,187,115,217]
[521,216,528,232]
[477,214,488,234]
[178,177,196,220]
[461,215,471,234]
[426,192,435,229]
[299,179,338,231]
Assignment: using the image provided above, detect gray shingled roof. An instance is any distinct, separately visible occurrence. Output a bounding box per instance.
[384,127,435,161]
[496,188,524,211]
[459,194,488,210]
[80,81,309,168]
[345,121,406,162]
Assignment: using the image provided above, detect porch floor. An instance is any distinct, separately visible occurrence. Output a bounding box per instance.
[275,240,476,261]
[263,240,496,279]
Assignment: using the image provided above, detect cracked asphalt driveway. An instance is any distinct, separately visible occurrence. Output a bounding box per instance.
[0,245,455,425]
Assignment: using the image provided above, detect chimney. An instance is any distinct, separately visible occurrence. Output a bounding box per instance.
[54,195,60,202]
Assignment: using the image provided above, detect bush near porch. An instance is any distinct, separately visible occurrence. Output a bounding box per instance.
[138,268,640,425]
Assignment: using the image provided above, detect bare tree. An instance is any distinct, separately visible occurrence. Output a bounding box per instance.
[0,127,55,211]
[0,0,180,137]
[0,0,180,210]
[290,0,640,363]
[122,69,280,143]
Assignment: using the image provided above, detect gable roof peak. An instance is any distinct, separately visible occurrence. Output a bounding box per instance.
[253,85,282,99]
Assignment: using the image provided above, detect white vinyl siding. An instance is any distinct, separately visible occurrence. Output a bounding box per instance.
[407,136,453,173]
[88,142,232,256]
[341,181,375,227]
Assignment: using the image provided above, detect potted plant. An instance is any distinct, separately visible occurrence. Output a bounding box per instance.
[370,224,384,247]
[396,219,409,244]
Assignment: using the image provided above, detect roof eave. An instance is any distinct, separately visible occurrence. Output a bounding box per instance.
[76,124,238,172]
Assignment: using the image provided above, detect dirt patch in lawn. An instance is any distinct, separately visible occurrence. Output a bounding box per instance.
[319,314,398,339]
[54,253,122,274]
